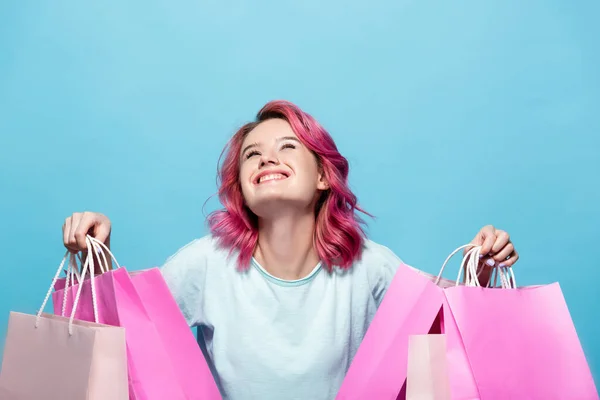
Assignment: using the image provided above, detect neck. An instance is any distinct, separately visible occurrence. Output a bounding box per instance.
[254,210,320,280]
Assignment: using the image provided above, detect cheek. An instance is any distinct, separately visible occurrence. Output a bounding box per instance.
[298,156,320,185]
[238,166,252,191]
[239,160,254,179]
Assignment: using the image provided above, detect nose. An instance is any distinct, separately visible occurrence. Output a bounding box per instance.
[259,151,279,168]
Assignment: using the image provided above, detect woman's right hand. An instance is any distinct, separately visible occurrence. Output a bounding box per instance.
[63,211,111,253]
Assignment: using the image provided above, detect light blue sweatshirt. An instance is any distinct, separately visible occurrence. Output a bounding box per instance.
[160,235,432,400]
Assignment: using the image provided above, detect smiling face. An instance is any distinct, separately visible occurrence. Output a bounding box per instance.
[239,118,329,218]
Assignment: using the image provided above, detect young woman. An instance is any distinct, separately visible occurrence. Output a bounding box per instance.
[62,100,519,399]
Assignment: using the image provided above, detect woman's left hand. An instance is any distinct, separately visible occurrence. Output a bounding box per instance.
[469,225,519,269]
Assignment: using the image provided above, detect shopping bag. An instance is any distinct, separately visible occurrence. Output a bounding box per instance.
[128,267,222,399]
[0,250,128,399]
[337,243,491,400]
[406,334,451,400]
[336,264,451,400]
[52,235,222,400]
[443,245,599,399]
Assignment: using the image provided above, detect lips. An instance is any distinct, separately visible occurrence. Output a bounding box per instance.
[253,170,290,185]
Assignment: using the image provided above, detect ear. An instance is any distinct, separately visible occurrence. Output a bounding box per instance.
[317,171,329,191]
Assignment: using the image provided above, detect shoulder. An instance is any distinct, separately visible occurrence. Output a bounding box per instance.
[351,239,405,306]
[163,234,226,265]
[359,239,404,266]
[354,239,405,281]
[159,234,231,326]
[160,234,230,284]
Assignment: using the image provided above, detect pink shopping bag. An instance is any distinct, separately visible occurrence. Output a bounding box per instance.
[445,281,598,399]
[129,267,221,400]
[336,264,450,400]
[336,260,478,400]
[438,244,598,399]
[52,236,221,400]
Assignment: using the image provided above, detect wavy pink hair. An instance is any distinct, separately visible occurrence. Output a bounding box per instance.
[208,100,369,271]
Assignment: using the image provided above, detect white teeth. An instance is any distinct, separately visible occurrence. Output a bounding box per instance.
[258,173,287,183]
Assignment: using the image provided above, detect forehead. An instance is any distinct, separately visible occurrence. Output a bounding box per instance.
[243,119,297,145]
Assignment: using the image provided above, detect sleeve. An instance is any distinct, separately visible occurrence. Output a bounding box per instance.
[160,237,210,327]
[365,243,403,307]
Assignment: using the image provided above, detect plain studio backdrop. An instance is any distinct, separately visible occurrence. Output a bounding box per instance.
[1,0,598,384]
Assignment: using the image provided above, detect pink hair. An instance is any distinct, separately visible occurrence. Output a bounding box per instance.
[208,100,369,270]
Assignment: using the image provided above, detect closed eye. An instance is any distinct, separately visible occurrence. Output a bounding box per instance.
[245,150,260,159]
[281,143,296,150]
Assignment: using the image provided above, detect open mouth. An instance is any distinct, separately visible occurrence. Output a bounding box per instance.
[255,172,289,185]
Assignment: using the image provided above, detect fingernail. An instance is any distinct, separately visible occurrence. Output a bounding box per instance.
[498,263,506,268]
[479,254,484,259]
[486,259,495,267]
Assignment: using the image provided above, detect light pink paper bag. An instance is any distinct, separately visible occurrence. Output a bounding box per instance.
[0,251,128,400]
[406,334,451,400]
[52,236,222,400]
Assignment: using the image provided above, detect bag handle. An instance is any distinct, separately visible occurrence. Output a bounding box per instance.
[67,253,82,284]
[435,244,517,288]
[86,235,121,273]
[67,236,100,334]
[36,236,101,335]
[435,244,481,285]
[60,253,80,317]
[36,251,70,327]
[489,264,517,289]
[459,246,481,287]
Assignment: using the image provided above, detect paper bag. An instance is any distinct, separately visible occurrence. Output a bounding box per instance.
[445,281,598,399]
[0,251,128,399]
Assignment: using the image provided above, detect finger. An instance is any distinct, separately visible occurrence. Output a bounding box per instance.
[493,242,514,263]
[73,212,93,251]
[499,251,519,267]
[491,230,510,255]
[482,255,496,268]
[470,231,484,246]
[68,212,83,250]
[63,217,76,252]
[480,225,496,256]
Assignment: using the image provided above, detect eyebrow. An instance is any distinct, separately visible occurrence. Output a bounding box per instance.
[241,136,300,156]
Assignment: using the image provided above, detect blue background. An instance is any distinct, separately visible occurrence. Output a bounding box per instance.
[1,0,598,384]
